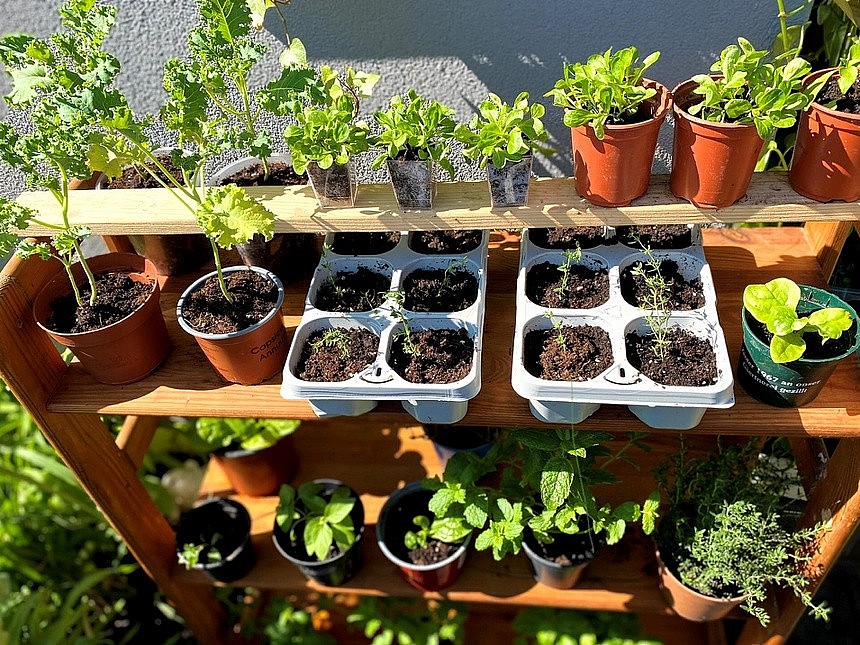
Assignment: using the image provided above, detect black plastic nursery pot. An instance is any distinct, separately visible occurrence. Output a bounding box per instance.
[174,498,255,583]
[486,155,532,207]
[737,285,860,407]
[423,424,498,470]
[521,527,604,590]
[271,479,365,586]
[376,481,470,592]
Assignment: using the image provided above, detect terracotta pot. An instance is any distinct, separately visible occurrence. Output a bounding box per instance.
[176,266,288,385]
[789,68,860,202]
[571,79,672,207]
[210,434,298,496]
[655,549,746,622]
[32,253,171,385]
[670,78,765,209]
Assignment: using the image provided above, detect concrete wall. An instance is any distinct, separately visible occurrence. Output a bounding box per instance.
[0,0,792,198]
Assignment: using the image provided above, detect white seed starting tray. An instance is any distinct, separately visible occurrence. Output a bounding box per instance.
[511,226,735,429]
[281,231,489,423]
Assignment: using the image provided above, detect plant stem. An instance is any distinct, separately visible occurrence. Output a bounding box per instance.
[72,239,99,306]
[210,238,233,304]
[61,257,84,308]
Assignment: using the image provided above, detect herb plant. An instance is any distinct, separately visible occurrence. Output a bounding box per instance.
[347,597,467,645]
[544,46,661,140]
[310,329,352,359]
[512,608,661,645]
[454,92,553,169]
[553,243,583,297]
[831,37,860,96]
[370,89,457,178]
[630,240,672,361]
[384,290,420,356]
[439,257,469,295]
[193,417,300,452]
[544,312,568,351]
[743,277,854,363]
[686,37,827,141]
[275,482,358,562]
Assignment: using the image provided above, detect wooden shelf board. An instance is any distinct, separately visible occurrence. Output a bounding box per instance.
[16,173,860,236]
[46,227,860,437]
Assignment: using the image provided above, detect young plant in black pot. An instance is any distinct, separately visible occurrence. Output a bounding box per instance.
[654,438,831,624]
[272,480,365,586]
[739,277,859,406]
[454,92,552,207]
[369,89,457,208]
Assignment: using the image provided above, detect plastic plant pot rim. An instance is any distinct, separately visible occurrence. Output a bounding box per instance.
[176,266,285,341]
[211,152,294,185]
[520,532,600,571]
[180,498,251,571]
[564,79,672,133]
[803,68,860,123]
[671,77,764,134]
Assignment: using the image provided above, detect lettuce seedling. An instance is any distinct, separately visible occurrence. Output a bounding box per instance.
[743,277,853,363]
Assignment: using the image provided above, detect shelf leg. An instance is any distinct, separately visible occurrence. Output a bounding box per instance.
[116,415,162,470]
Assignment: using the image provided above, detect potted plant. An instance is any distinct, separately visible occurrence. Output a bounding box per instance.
[512,608,662,645]
[346,597,467,645]
[670,37,825,208]
[654,438,831,624]
[282,65,379,208]
[425,430,660,590]
[422,423,499,470]
[271,479,365,586]
[0,0,171,385]
[193,417,300,496]
[258,597,336,645]
[454,92,552,207]
[738,277,859,406]
[544,46,669,207]
[175,497,255,583]
[789,38,860,202]
[369,89,457,208]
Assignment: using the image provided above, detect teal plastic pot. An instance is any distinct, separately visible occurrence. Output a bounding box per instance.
[738,285,860,407]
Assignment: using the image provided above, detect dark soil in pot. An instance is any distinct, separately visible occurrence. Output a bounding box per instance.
[104,154,184,188]
[180,270,279,335]
[409,539,460,566]
[529,227,606,249]
[403,268,478,312]
[390,328,473,384]
[523,324,612,380]
[296,328,379,382]
[409,230,482,254]
[620,259,705,310]
[746,311,858,360]
[817,75,860,114]
[626,329,718,386]
[381,487,463,566]
[313,267,391,312]
[617,225,692,249]
[523,528,603,566]
[330,232,401,255]
[526,262,609,309]
[47,272,154,333]
[219,161,306,186]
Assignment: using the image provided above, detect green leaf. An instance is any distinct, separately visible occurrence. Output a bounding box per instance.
[304,516,334,561]
[613,501,640,522]
[6,64,51,104]
[641,491,660,535]
[770,331,806,363]
[464,498,489,528]
[539,457,574,511]
[196,184,275,249]
[474,529,493,552]
[808,307,853,340]
[743,278,802,328]
[279,37,307,69]
[324,496,354,524]
[430,517,471,544]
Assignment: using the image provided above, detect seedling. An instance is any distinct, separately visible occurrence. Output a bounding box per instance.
[553,242,583,296]
[743,277,853,363]
[178,540,222,569]
[319,243,343,297]
[544,311,567,351]
[438,257,469,296]
[403,515,435,550]
[310,328,352,359]
[630,237,671,361]
[383,290,420,356]
[275,482,357,562]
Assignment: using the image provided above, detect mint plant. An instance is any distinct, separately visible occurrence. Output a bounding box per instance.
[369,89,457,178]
[178,539,223,569]
[743,277,853,363]
[832,37,860,96]
[686,37,827,141]
[544,46,661,140]
[275,482,357,562]
[454,92,553,169]
[193,417,300,452]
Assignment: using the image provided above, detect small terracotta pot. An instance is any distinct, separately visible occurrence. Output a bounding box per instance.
[571,79,672,207]
[670,78,765,209]
[210,435,299,496]
[32,253,171,385]
[790,68,860,202]
[176,266,288,385]
[655,549,746,622]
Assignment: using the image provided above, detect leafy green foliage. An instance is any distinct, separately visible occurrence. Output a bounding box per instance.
[655,437,831,625]
[346,597,467,645]
[687,37,825,141]
[177,543,205,569]
[544,46,660,140]
[454,92,552,169]
[275,482,358,562]
[260,597,335,645]
[197,184,276,250]
[370,89,457,178]
[553,243,583,297]
[743,277,854,363]
[831,36,860,96]
[512,607,662,645]
[193,417,299,452]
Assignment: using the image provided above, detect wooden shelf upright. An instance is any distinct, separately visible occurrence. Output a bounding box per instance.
[1,174,858,644]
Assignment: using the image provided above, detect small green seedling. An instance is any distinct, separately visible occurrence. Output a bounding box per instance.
[178,541,222,569]
[743,277,853,363]
[403,515,433,550]
[320,243,344,297]
[438,257,469,295]
[553,243,583,296]
[275,482,357,562]
[544,311,567,351]
[384,290,420,356]
[630,237,671,361]
[310,328,352,359]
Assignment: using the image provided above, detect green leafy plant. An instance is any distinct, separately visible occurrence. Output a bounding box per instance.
[346,597,467,645]
[383,289,420,356]
[275,482,358,562]
[424,430,659,561]
[178,542,206,569]
[260,597,336,645]
[454,92,552,169]
[193,417,300,452]
[826,35,860,97]
[439,257,468,295]
[629,239,672,361]
[370,89,457,178]
[743,277,854,363]
[310,328,353,360]
[686,37,827,141]
[512,607,662,645]
[544,46,661,140]
[655,437,831,625]
[553,243,583,297]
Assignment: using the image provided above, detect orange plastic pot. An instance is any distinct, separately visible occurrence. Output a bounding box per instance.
[790,68,860,202]
[656,549,746,622]
[570,79,671,207]
[210,435,298,496]
[176,266,288,385]
[32,253,171,384]
[670,78,765,209]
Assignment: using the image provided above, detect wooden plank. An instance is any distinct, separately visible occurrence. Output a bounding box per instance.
[14,173,860,236]
[45,228,860,437]
[803,221,854,281]
[115,415,161,470]
[102,234,137,254]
